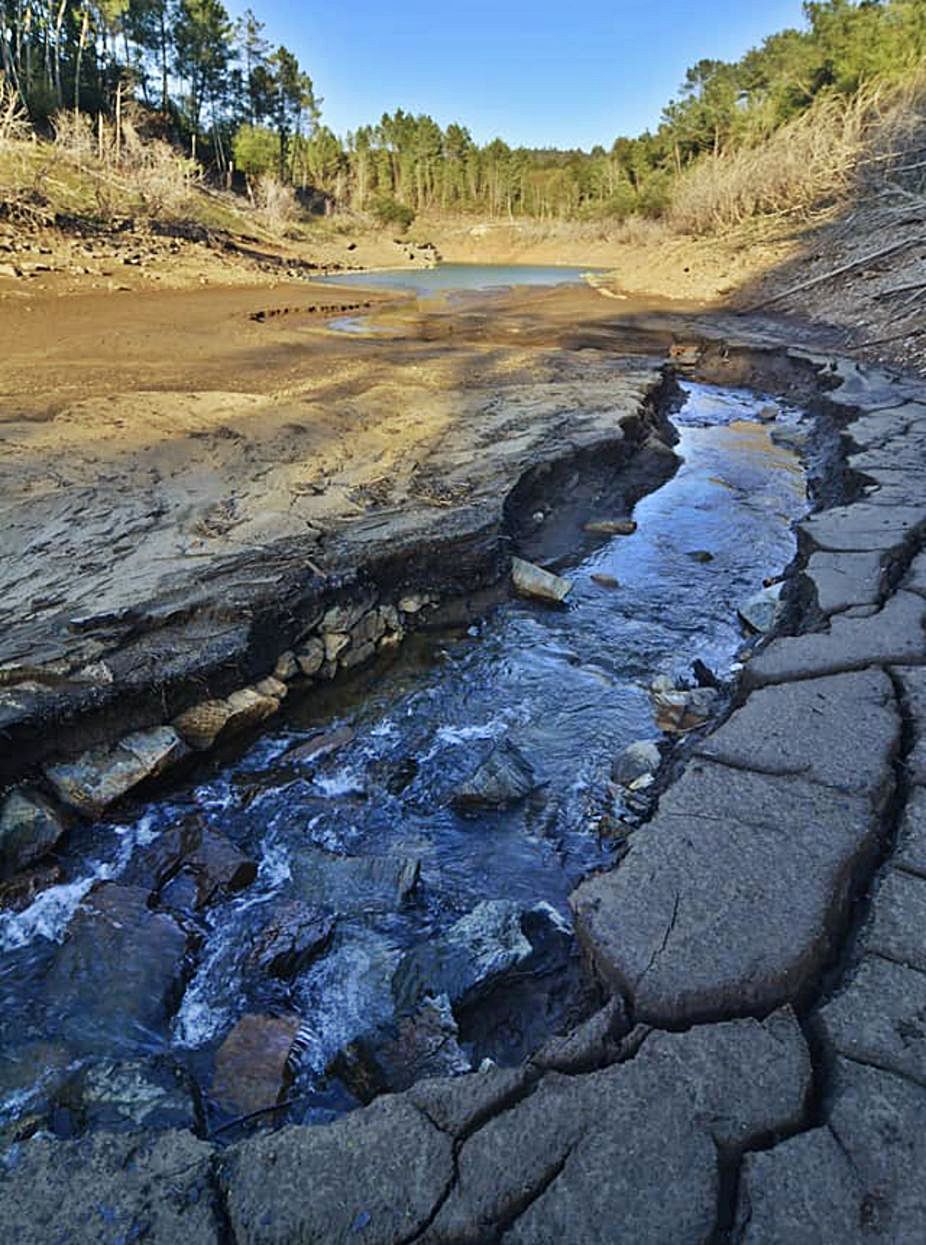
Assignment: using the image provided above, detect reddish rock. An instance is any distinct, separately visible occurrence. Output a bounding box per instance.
[212,1014,302,1118]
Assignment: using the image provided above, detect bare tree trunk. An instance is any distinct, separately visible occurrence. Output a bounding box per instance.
[74,7,89,113]
[52,0,66,106]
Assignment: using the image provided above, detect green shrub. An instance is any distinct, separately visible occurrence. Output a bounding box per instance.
[370,193,415,232]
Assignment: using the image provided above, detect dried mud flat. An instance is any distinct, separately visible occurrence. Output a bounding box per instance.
[3,273,926,1243]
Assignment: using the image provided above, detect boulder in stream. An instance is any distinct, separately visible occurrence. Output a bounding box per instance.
[583,518,637,536]
[451,740,538,812]
[126,822,257,912]
[0,787,67,877]
[650,680,719,734]
[63,1056,197,1134]
[612,740,662,787]
[511,557,573,604]
[738,582,785,635]
[393,899,573,1015]
[211,1013,302,1119]
[331,994,471,1101]
[41,882,190,1056]
[44,726,188,818]
[246,900,336,979]
[289,846,421,914]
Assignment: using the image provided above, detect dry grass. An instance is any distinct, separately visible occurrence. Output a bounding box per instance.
[253,174,298,231]
[0,78,31,152]
[669,73,926,236]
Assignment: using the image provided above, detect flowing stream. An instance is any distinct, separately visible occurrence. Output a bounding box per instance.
[0,366,811,1140]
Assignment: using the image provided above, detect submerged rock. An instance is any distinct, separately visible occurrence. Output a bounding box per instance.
[285,725,356,764]
[0,862,62,912]
[246,901,335,979]
[738,582,784,635]
[44,726,188,818]
[611,740,662,787]
[211,1013,302,1119]
[126,822,256,912]
[687,549,714,563]
[591,573,620,589]
[393,899,573,1015]
[583,518,637,536]
[650,682,719,734]
[64,1057,196,1134]
[332,994,471,1101]
[289,847,420,914]
[511,557,573,604]
[42,883,190,1056]
[451,740,538,812]
[0,787,67,877]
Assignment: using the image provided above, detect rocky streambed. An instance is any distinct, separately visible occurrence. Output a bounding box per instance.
[0,378,811,1145]
[2,314,926,1243]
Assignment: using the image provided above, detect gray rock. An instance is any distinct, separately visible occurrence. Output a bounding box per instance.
[124,822,256,912]
[572,759,879,1025]
[41,883,190,1056]
[798,502,926,554]
[408,1062,531,1137]
[295,636,325,676]
[425,1011,809,1244]
[0,1130,218,1245]
[866,868,926,973]
[905,550,926,600]
[611,740,661,786]
[803,550,884,615]
[289,846,420,914]
[332,993,471,1100]
[737,1057,926,1243]
[221,1094,453,1245]
[736,1127,864,1244]
[511,556,573,604]
[0,787,67,878]
[737,582,783,634]
[744,591,926,688]
[321,591,377,634]
[66,1057,196,1133]
[531,996,629,1073]
[245,900,335,978]
[651,684,718,733]
[44,725,188,817]
[451,740,538,811]
[819,952,926,1085]
[697,670,899,803]
[896,787,926,875]
[393,899,572,1014]
[895,665,926,786]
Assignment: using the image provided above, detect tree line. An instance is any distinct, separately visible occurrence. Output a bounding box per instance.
[2,0,924,219]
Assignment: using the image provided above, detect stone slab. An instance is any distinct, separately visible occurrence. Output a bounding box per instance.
[894,665,926,785]
[698,670,899,802]
[0,1130,218,1245]
[799,503,926,555]
[896,787,926,876]
[905,550,926,600]
[423,1012,809,1245]
[736,1057,926,1244]
[802,550,884,615]
[572,760,879,1025]
[866,868,926,974]
[221,1093,453,1245]
[819,952,926,1086]
[744,591,926,688]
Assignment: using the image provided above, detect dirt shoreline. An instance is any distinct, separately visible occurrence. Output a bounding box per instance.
[0,266,881,796]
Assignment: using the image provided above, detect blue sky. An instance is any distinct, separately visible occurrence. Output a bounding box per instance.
[232,1,810,150]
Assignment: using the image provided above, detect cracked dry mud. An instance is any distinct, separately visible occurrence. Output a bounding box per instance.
[2,294,926,1242]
